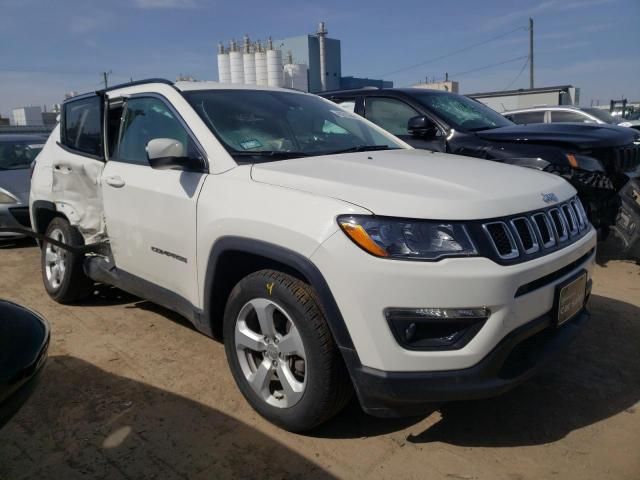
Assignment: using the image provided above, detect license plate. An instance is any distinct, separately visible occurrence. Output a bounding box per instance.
[556,272,587,326]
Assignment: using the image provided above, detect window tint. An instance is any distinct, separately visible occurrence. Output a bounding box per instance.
[0,141,44,170]
[63,96,103,157]
[115,97,197,165]
[365,97,418,135]
[551,110,589,123]
[510,111,546,124]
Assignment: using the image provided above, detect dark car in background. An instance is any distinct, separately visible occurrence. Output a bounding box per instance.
[0,134,47,238]
[321,88,640,251]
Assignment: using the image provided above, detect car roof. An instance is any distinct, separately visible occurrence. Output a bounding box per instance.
[321,87,452,97]
[0,133,49,143]
[504,106,584,114]
[65,78,308,104]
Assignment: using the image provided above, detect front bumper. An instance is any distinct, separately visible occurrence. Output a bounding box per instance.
[343,307,589,417]
[0,205,31,238]
[312,227,596,372]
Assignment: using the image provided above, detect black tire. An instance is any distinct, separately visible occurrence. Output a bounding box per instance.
[41,217,93,303]
[223,269,352,432]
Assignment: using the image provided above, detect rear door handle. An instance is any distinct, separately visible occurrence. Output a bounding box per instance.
[104,175,125,188]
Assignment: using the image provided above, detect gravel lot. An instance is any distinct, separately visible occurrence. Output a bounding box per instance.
[1,239,639,480]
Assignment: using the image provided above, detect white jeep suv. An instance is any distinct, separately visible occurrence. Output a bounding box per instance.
[30,79,597,431]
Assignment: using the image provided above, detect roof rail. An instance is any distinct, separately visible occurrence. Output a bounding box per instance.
[97,77,174,94]
[63,78,175,103]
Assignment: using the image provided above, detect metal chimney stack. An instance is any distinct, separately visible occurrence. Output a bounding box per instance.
[317,21,328,92]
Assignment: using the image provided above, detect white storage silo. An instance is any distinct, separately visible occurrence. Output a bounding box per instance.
[266,49,284,88]
[284,63,309,92]
[255,50,268,86]
[217,43,231,83]
[229,50,244,84]
[243,52,256,85]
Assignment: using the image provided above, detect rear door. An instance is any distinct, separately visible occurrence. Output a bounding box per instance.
[101,94,207,305]
[52,94,106,242]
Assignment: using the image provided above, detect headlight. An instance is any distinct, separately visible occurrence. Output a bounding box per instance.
[618,122,632,127]
[566,153,605,172]
[0,190,18,204]
[337,215,477,260]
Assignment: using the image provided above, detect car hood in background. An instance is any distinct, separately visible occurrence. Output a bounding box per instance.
[251,149,574,220]
[475,123,640,149]
[0,168,30,205]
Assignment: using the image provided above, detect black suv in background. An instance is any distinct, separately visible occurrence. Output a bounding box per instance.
[321,88,640,252]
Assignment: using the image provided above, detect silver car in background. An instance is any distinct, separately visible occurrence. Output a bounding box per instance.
[502,105,632,127]
[0,134,46,238]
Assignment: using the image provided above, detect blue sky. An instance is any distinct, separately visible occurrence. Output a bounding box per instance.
[1,0,638,116]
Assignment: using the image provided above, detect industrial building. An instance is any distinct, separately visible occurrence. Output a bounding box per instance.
[12,106,44,126]
[468,85,580,112]
[216,22,391,93]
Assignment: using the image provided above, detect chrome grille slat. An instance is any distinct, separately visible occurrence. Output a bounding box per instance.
[549,208,569,242]
[510,217,539,254]
[482,196,590,261]
[483,222,519,259]
[532,212,556,248]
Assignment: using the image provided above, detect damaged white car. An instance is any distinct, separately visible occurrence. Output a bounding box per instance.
[30,79,596,432]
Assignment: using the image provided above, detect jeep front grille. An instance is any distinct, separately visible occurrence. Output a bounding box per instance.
[483,196,589,261]
[615,144,640,171]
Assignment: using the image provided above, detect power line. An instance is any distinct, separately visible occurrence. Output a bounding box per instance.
[376,26,527,78]
[503,56,530,90]
[448,55,529,78]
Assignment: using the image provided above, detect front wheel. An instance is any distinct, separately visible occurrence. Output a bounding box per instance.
[223,270,352,432]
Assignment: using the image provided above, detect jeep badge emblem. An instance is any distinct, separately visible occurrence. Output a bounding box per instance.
[541,192,558,204]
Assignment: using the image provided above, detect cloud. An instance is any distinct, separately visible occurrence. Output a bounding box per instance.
[133,0,197,8]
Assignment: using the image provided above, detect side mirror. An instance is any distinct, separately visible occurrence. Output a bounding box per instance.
[0,300,49,430]
[407,115,438,138]
[146,138,202,172]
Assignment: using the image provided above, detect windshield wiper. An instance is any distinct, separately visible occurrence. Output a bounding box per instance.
[326,145,396,155]
[231,150,312,159]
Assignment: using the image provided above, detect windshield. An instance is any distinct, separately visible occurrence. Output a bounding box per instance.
[414,92,513,131]
[582,108,620,124]
[184,90,404,162]
[0,140,44,170]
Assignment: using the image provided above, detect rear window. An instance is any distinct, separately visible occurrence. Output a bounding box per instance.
[62,96,103,158]
[510,111,546,124]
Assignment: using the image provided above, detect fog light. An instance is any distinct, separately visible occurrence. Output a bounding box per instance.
[385,307,489,350]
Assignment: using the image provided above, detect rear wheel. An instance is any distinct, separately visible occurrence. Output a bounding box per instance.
[223,269,352,432]
[41,217,93,303]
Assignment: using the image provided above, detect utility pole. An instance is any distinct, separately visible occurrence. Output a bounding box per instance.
[529,18,534,89]
[102,70,112,89]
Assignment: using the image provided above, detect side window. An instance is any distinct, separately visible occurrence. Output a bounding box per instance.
[510,111,545,124]
[115,97,198,165]
[334,98,356,113]
[550,110,589,123]
[62,95,103,157]
[364,97,419,135]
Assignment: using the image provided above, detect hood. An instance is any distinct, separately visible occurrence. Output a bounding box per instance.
[251,149,574,220]
[0,168,30,204]
[476,122,639,149]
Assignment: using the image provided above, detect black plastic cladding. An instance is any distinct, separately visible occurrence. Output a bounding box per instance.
[468,196,591,266]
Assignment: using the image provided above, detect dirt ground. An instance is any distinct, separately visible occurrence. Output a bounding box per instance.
[0,239,638,480]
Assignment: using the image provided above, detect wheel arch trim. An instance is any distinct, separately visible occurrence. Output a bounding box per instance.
[203,236,356,351]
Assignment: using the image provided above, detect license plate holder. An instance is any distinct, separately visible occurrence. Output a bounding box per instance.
[554,271,587,327]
